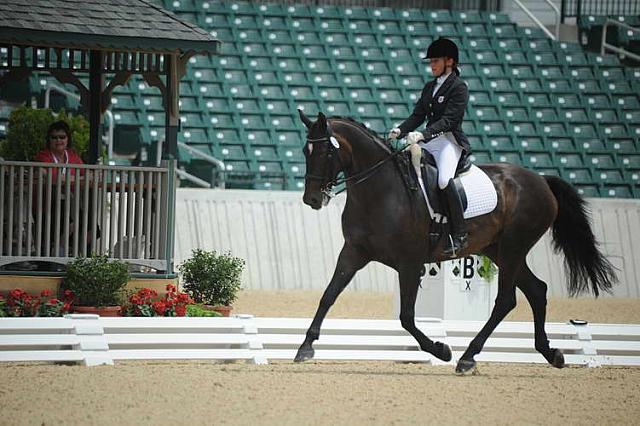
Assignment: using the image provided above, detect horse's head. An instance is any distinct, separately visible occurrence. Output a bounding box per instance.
[299,109,345,210]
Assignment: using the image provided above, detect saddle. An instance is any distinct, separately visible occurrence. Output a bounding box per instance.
[419,151,471,216]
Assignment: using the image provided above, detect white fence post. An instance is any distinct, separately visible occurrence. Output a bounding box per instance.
[571,321,600,367]
[64,314,113,366]
[237,314,268,365]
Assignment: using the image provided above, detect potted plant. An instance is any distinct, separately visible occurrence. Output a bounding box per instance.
[179,249,245,317]
[63,255,129,316]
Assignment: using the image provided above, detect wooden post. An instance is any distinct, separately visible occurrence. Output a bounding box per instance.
[88,50,103,164]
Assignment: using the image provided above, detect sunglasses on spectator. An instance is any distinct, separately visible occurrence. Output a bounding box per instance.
[49,135,68,140]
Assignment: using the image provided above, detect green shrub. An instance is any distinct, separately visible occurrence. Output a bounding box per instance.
[478,255,498,282]
[186,304,222,317]
[64,255,129,307]
[0,106,89,161]
[179,249,245,306]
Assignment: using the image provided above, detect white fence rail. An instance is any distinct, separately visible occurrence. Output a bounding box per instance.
[1,316,639,367]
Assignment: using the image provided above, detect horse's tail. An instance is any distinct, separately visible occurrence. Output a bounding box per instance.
[544,175,617,297]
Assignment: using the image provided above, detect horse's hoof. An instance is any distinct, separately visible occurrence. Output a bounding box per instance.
[455,358,476,375]
[294,347,315,363]
[551,349,565,369]
[434,341,452,362]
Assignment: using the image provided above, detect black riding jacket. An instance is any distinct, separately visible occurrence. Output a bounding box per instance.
[397,72,471,153]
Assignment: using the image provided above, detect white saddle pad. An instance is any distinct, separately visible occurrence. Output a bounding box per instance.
[459,165,498,219]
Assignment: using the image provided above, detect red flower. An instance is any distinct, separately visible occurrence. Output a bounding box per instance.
[48,298,60,305]
[166,284,176,292]
[152,301,166,316]
[175,305,186,317]
[40,289,53,298]
[63,289,75,302]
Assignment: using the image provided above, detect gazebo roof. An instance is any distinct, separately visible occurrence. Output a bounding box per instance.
[0,0,221,55]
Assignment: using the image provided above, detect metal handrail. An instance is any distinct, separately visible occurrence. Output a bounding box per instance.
[177,141,225,189]
[601,18,640,62]
[44,84,114,160]
[512,0,560,40]
[176,167,211,188]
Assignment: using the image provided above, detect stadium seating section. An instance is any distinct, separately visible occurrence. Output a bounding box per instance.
[5,1,639,196]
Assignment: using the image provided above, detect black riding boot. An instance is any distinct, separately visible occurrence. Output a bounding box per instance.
[442,178,468,258]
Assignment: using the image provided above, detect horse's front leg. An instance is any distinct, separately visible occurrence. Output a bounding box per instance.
[294,244,369,362]
[399,264,452,362]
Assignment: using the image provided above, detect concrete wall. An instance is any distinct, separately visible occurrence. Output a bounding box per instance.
[175,189,639,298]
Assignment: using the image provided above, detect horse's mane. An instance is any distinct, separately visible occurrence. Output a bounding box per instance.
[328,116,391,148]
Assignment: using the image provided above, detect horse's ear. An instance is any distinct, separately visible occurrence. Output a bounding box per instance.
[298,109,313,129]
[316,112,328,130]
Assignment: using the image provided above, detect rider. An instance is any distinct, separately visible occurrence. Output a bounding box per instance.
[388,37,471,257]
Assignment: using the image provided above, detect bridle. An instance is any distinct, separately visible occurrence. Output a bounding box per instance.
[304,124,405,198]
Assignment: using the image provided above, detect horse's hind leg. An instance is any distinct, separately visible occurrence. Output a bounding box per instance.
[294,244,369,362]
[516,265,565,368]
[399,264,452,362]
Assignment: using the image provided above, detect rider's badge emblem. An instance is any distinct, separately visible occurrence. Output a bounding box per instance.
[437,96,445,103]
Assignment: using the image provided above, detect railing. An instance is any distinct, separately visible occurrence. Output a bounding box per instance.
[601,18,640,62]
[512,0,561,40]
[0,160,171,271]
[562,0,640,23]
[2,315,639,367]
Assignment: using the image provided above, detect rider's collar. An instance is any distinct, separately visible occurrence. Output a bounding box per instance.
[436,71,452,84]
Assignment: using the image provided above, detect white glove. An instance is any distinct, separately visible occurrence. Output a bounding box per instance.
[388,128,401,140]
[406,131,425,145]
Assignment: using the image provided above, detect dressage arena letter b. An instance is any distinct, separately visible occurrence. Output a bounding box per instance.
[463,257,475,279]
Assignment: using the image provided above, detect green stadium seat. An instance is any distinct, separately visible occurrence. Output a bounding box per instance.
[560,107,589,122]
[532,107,559,121]
[548,137,577,153]
[496,38,522,51]
[563,168,592,184]
[474,105,500,121]
[519,136,545,151]
[606,138,636,154]
[325,101,351,116]
[487,136,515,151]
[288,86,316,100]
[510,121,537,137]
[587,153,616,169]
[294,100,321,113]
[540,122,566,138]
[509,65,536,78]
[602,184,633,198]
[502,106,528,121]
[469,91,494,105]
[296,31,322,45]
[492,23,518,37]
[311,72,340,86]
[470,151,492,164]
[612,94,640,109]
[262,16,289,30]
[526,153,554,168]
[342,73,369,86]
[377,89,403,103]
[240,114,267,129]
[496,152,521,164]
[558,153,586,168]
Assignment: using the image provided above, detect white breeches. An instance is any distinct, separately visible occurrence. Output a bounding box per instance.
[419,132,463,189]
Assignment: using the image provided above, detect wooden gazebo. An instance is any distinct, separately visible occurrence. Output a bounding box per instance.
[0,0,221,275]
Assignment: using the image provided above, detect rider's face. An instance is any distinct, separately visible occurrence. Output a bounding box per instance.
[429,57,454,77]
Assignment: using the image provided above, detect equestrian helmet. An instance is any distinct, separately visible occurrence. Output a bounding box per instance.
[423,37,459,63]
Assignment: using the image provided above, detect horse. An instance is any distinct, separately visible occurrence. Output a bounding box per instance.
[294,110,617,374]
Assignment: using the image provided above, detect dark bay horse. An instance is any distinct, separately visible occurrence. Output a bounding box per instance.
[295,111,617,373]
